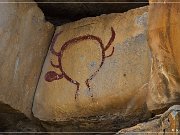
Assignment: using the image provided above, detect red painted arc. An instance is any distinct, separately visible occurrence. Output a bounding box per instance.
[45,27,116,100]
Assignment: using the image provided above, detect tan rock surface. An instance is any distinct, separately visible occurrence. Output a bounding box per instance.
[33,6,151,122]
[117,117,161,134]
[147,0,180,113]
[117,105,180,134]
[0,0,54,117]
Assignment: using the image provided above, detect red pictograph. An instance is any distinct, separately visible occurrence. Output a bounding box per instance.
[45,27,116,100]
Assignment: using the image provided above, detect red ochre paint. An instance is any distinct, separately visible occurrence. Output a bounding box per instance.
[45,27,116,100]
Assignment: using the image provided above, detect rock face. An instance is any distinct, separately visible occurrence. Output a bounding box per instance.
[117,105,180,134]
[117,117,161,134]
[0,0,54,118]
[33,6,151,127]
[147,0,180,113]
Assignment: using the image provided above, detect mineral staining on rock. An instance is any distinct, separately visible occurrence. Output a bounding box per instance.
[146,0,180,113]
[45,27,115,100]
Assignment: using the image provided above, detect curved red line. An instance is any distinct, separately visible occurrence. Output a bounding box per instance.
[105,47,115,58]
[50,31,63,56]
[50,60,59,68]
[61,35,104,52]
[46,27,115,100]
[104,27,115,51]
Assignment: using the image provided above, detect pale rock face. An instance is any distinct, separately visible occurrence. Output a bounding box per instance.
[33,6,151,121]
[147,0,180,113]
[0,0,54,118]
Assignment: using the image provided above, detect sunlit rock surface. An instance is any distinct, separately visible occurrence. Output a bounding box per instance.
[0,0,54,118]
[33,7,151,130]
[146,0,180,114]
[117,105,180,134]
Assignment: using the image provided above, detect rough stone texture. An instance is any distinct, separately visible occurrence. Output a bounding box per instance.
[117,105,180,134]
[0,0,54,118]
[117,117,161,134]
[161,105,180,133]
[168,111,180,133]
[33,6,151,127]
[146,0,180,114]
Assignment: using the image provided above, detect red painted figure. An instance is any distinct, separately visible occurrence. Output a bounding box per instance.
[45,27,116,100]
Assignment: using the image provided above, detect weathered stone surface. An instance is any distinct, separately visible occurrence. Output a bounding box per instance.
[117,105,180,134]
[0,0,54,118]
[117,117,161,134]
[168,111,180,133]
[33,6,151,125]
[161,105,180,133]
[146,0,180,114]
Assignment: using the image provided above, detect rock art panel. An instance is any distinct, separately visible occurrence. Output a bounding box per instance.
[0,0,54,118]
[33,6,151,122]
[45,27,115,100]
[147,0,180,113]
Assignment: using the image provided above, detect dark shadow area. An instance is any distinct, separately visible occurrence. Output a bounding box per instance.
[0,102,152,133]
[35,0,149,25]
[0,102,45,132]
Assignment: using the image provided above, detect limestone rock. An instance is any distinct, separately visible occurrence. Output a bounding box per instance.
[147,0,180,114]
[0,0,54,118]
[33,6,151,125]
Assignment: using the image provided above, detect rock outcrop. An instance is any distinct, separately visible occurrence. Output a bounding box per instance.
[1,0,179,132]
[146,0,180,114]
[33,6,151,130]
[116,0,180,133]
[117,105,180,134]
[0,0,54,118]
